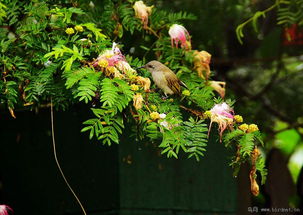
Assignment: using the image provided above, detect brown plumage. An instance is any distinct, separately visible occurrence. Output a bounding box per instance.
[143,60,187,96]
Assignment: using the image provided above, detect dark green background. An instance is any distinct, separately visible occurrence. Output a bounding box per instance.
[0,107,237,215]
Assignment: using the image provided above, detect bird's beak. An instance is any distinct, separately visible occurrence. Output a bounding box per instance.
[136,65,145,70]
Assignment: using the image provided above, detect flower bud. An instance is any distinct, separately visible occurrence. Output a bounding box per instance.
[193,50,211,80]
[131,84,139,91]
[182,90,191,96]
[234,115,243,123]
[239,123,249,132]
[133,1,153,28]
[150,111,160,120]
[209,81,225,98]
[168,24,191,50]
[248,124,259,133]
[74,25,84,32]
[65,28,75,35]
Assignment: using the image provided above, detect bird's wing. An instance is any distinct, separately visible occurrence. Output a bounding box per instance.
[164,71,181,95]
[179,80,188,89]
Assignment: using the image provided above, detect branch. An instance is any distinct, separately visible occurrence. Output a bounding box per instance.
[273,122,303,134]
[180,105,205,119]
[225,76,293,124]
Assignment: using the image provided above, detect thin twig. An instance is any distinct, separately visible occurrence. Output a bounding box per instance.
[144,26,160,38]
[179,105,205,119]
[50,99,87,215]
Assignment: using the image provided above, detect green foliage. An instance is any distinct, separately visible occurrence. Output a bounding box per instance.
[239,133,255,157]
[45,45,84,72]
[224,129,245,147]
[235,0,295,44]
[182,118,208,161]
[25,63,59,103]
[224,129,263,157]
[148,116,208,161]
[150,8,196,29]
[277,0,303,25]
[0,0,268,188]
[50,7,85,24]
[100,78,133,114]
[75,72,100,103]
[65,67,95,89]
[1,80,18,108]
[81,108,124,145]
[118,3,141,35]
[0,1,6,22]
[224,128,266,186]
[256,156,268,185]
[82,23,107,41]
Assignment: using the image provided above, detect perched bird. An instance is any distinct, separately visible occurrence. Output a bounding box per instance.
[141,60,187,97]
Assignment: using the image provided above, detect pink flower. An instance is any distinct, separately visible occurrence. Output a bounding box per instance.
[208,102,234,142]
[92,43,125,67]
[0,205,13,215]
[92,43,136,76]
[168,24,191,49]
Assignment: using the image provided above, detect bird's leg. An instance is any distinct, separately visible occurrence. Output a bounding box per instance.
[161,93,169,100]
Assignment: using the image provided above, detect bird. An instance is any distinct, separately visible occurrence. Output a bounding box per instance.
[140,60,188,97]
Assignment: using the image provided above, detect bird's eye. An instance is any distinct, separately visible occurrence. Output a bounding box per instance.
[148,65,154,68]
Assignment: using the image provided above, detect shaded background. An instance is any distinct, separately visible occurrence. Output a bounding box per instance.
[0,108,236,215]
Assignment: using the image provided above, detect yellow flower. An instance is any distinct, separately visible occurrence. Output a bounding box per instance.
[106,66,117,74]
[74,25,84,32]
[98,59,109,68]
[104,66,124,79]
[182,90,191,96]
[248,124,259,133]
[133,93,144,110]
[65,27,75,35]
[234,115,243,123]
[150,111,160,120]
[239,123,249,132]
[131,84,139,91]
[204,110,211,118]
